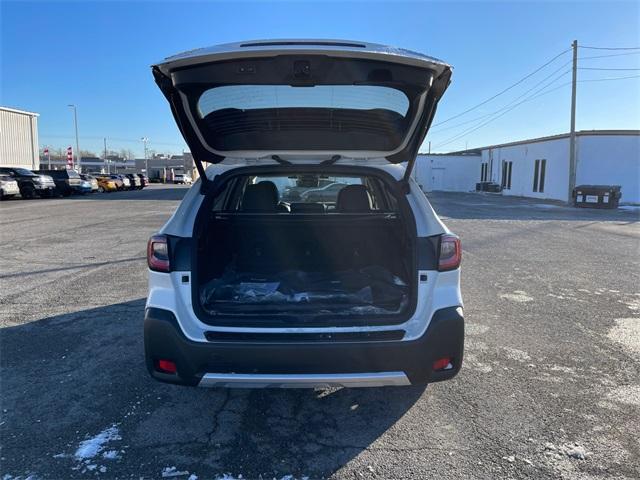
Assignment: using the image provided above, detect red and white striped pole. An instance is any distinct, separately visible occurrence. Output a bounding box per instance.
[44,147,50,168]
[67,146,73,169]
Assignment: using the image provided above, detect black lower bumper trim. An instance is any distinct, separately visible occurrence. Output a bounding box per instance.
[144,306,464,387]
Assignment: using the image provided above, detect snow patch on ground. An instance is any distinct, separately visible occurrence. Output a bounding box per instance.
[549,365,576,375]
[607,318,640,359]
[471,362,493,373]
[620,298,640,312]
[466,323,489,335]
[502,346,532,361]
[74,425,121,460]
[607,385,640,406]
[500,291,533,303]
[547,293,565,300]
[162,467,191,478]
[2,475,41,480]
[544,442,590,460]
[101,450,120,460]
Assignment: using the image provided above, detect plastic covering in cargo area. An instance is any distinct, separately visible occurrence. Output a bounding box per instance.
[200,264,409,315]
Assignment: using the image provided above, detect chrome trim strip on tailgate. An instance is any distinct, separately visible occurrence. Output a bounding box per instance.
[198,371,411,388]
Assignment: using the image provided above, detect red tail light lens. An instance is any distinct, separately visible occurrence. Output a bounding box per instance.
[156,359,177,374]
[438,234,461,271]
[147,234,170,272]
[433,357,453,371]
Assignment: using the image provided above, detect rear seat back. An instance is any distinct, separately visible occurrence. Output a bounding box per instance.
[289,202,326,214]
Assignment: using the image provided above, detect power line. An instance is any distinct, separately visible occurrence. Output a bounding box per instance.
[579,74,640,82]
[579,45,640,50]
[432,74,572,149]
[578,67,640,71]
[430,60,572,133]
[431,72,639,151]
[431,48,571,127]
[579,51,640,60]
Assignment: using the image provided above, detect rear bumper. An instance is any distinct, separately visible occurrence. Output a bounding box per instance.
[144,306,464,388]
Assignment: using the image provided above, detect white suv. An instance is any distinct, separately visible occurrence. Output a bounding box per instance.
[145,40,463,388]
[173,173,192,185]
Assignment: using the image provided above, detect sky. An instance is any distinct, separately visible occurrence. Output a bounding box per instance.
[1,0,639,157]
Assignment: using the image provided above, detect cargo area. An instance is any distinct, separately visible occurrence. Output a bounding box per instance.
[194,172,416,322]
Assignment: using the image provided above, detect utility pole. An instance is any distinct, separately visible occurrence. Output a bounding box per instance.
[428,141,431,154]
[141,137,149,174]
[68,105,81,172]
[568,40,578,203]
[104,137,109,174]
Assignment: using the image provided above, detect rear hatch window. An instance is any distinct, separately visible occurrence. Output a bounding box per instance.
[196,85,411,151]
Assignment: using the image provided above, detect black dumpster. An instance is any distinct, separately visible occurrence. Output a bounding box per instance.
[573,185,621,209]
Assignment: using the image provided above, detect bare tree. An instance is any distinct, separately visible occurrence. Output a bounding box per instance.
[118,148,135,160]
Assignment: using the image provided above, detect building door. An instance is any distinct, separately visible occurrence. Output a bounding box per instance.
[432,168,445,191]
[501,161,513,190]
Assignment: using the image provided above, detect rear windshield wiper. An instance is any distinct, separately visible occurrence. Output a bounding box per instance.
[271,155,341,166]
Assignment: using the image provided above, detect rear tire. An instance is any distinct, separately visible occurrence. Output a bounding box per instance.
[20,185,36,199]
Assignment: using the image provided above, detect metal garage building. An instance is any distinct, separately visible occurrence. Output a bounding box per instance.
[0,106,40,170]
[414,130,640,204]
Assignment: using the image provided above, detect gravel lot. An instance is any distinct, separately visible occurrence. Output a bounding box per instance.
[1,185,639,479]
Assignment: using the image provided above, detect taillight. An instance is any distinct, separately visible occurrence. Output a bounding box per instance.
[438,234,461,271]
[147,234,170,272]
[155,359,177,374]
[433,357,454,371]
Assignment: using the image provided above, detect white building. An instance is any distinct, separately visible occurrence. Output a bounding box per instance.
[414,130,640,204]
[0,106,40,170]
[413,153,481,193]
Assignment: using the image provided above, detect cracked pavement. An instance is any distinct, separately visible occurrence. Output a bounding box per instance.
[1,186,639,479]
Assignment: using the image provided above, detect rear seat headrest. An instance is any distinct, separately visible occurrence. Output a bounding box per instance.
[336,185,372,212]
[242,181,279,211]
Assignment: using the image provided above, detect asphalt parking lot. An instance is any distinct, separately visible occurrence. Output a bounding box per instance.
[1,185,639,479]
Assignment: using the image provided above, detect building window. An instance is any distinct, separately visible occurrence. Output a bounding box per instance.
[480,163,488,182]
[533,159,546,193]
[501,161,512,190]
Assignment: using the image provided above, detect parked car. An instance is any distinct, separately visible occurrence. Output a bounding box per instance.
[173,173,192,185]
[119,175,133,190]
[300,182,348,202]
[125,173,142,190]
[78,179,93,194]
[106,174,125,190]
[0,175,20,200]
[94,175,118,192]
[282,178,334,201]
[137,173,149,188]
[144,41,461,389]
[35,169,83,196]
[0,167,57,198]
[80,174,99,193]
